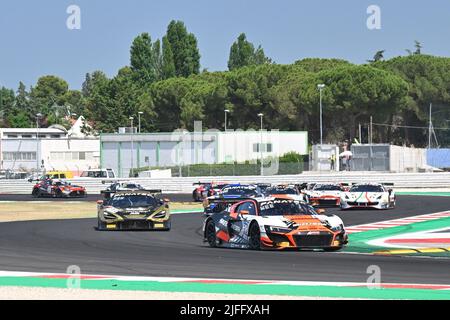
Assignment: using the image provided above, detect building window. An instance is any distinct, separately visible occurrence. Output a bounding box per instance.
[253,143,273,153]
[2,152,36,161]
[50,152,93,161]
[7,135,18,138]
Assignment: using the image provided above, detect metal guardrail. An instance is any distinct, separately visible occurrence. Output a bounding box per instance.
[1,172,450,195]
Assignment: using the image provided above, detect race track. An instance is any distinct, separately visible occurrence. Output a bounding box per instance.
[0,195,449,284]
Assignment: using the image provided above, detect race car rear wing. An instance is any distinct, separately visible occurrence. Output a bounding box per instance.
[204,196,255,207]
[101,189,163,199]
[193,182,211,186]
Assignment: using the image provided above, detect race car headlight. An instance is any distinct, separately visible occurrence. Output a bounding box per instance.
[377,195,382,200]
[265,226,292,234]
[103,209,118,218]
[344,195,350,200]
[153,211,167,219]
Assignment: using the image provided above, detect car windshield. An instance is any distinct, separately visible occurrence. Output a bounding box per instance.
[122,184,141,189]
[222,186,258,197]
[110,194,159,208]
[350,185,384,192]
[266,188,298,195]
[314,184,342,191]
[259,200,316,216]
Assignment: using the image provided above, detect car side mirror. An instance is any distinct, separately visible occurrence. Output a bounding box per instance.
[317,209,326,214]
[97,200,104,205]
[239,210,250,215]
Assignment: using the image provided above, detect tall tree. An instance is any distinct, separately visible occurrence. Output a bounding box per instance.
[29,75,69,124]
[228,33,271,70]
[367,50,385,63]
[166,20,201,77]
[414,40,422,55]
[82,73,93,97]
[0,87,16,126]
[162,36,176,79]
[130,33,157,84]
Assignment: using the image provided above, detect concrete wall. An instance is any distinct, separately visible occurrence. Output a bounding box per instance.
[389,145,426,172]
[351,144,426,172]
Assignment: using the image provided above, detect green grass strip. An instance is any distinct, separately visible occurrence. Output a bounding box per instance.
[397,192,450,197]
[0,277,450,299]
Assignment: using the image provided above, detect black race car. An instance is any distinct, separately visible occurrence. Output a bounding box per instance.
[97,190,171,231]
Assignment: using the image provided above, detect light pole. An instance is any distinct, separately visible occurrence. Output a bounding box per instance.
[35,113,42,173]
[317,84,326,146]
[129,116,134,178]
[224,109,230,132]
[138,111,144,134]
[258,113,264,176]
[428,103,432,149]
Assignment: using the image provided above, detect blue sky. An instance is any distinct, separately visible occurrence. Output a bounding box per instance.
[0,0,449,90]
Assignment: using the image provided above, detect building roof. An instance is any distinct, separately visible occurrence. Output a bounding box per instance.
[0,128,66,134]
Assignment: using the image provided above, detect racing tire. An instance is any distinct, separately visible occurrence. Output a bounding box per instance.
[192,191,199,202]
[32,188,40,198]
[97,219,106,231]
[161,221,172,232]
[248,222,261,250]
[205,219,217,248]
[55,189,63,198]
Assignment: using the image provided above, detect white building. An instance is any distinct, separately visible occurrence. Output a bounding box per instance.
[0,119,100,175]
[100,130,308,178]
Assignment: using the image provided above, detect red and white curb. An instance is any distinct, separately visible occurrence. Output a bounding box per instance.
[1,271,450,291]
[346,211,450,234]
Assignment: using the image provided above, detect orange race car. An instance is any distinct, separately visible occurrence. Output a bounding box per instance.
[203,197,348,251]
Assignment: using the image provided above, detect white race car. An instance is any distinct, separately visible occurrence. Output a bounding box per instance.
[203,197,348,251]
[304,183,346,207]
[264,184,307,202]
[340,183,395,210]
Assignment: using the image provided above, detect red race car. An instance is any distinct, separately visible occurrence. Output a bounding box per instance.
[32,179,87,198]
[192,182,228,202]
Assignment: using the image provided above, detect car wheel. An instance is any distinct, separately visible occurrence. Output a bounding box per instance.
[32,188,40,198]
[97,219,106,231]
[248,222,261,250]
[162,221,172,231]
[205,220,217,247]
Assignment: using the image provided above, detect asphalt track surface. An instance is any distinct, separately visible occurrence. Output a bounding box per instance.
[0,195,449,284]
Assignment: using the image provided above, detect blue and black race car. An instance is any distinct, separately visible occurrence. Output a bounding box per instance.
[202,184,264,216]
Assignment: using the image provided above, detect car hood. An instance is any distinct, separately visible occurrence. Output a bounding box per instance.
[342,192,386,202]
[261,214,343,231]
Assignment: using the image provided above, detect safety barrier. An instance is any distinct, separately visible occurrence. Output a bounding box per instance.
[0,172,450,195]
